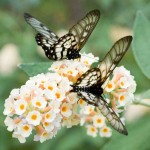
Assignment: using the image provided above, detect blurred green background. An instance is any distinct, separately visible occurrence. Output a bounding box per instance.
[0,0,150,150]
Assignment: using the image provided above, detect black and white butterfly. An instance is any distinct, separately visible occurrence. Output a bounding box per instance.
[71,36,132,135]
[24,10,100,60]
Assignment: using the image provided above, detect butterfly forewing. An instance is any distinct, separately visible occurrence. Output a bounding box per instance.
[69,9,100,50]
[98,36,132,83]
[24,13,58,41]
[75,68,101,87]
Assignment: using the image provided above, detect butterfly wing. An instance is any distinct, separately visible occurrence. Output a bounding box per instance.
[69,9,100,51]
[98,36,132,84]
[75,68,101,87]
[78,91,128,135]
[24,13,58,41]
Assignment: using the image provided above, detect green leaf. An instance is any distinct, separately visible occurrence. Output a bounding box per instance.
[133,11,150,79]
[18,62,53,77]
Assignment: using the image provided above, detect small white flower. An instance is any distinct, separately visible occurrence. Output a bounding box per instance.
[82,105,95,115]
[10,88,20,99]
[54,89,66,101]
[63,67,78,77]
[118,92,133,106]
[3,98,14,115]
[34,132,53,143]
[105,81,115,92]
[49,100,61,113]
[80,52,99,66]
[58,77,71,92]
[14,99,27,115]
[118,77,130,89]
[12,132,26,143]
[78,99,87,107]
[18,124,32,137]
[20,85,31,99]
[4,116,15,131]
[44,110,56,122]
[49,61,62,72]
[26,110,42,126]
[31,96,47,109]
[61,102,72,117]
[100,126,112,137]
[87,125,98,137]
[93,115,105,128]
[67,93,78,104]
[43,121,54,132]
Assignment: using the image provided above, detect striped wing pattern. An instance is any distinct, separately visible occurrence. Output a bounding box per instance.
[24,10,100,60]
[72,36,132,135]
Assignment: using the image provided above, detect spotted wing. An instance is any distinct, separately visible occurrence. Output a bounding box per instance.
[24,13,58,42]
[78,92,128,135]
[98,36,132,84]
[75,68,101,87]
[69,9,100,50]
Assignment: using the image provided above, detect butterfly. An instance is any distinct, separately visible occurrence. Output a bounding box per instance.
[71,36,133,135]
[24,10,100,60]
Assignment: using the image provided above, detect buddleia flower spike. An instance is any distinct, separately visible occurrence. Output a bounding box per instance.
[24,10,100,60]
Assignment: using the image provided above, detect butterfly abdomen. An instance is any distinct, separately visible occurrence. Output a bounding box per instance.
[71,84,103,96]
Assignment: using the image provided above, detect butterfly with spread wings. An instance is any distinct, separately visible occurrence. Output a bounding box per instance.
[71,36,132,135]
[24,10,100,60]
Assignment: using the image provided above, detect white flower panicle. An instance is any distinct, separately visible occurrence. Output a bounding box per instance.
[4,73,71,143]
[4,52,136,143]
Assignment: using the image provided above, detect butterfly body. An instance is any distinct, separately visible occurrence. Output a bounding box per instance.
[24,10,100,60]
[72,82,103,96]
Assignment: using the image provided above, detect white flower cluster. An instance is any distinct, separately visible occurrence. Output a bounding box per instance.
[4,52,136,142]
[4,73,72,143]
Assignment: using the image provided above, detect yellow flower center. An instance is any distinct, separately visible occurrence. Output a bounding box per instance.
[121,81,124,86]
[55,93,61,99]
[20,104,25,110]
[107,83,112,89]
[62,106,67,112]
[67,70,73,75]
[103,128,108,133]
[120,95,125,101]
[36,101,41,107]
[91,127,96,132]
[48,86,53,91]
[97,118,102,123]
[46,113,51,119]
[31,114,37,120]
[23,125,29,131]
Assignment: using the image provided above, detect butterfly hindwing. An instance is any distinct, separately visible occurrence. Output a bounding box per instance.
[97,96,128,135]
[78,91,128,135]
